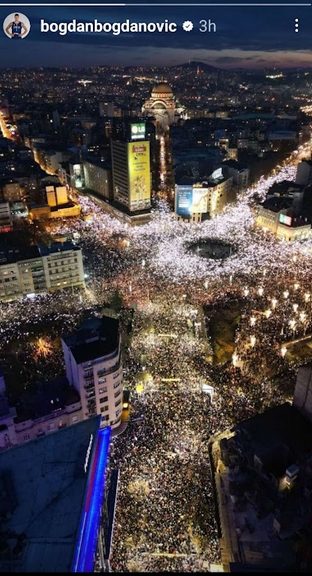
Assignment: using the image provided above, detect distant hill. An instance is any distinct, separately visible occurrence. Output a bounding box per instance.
[174,61,219,72]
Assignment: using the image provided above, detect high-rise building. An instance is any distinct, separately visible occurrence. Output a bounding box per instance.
[46,185,57,207]
[111,121,151,213]
[83,160,112,201]
[62,316,123,429]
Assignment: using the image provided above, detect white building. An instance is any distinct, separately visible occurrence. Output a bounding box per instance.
[0,242,85,302]
[175,170,234,223]
[62,316,123,429]
[142,83,185,130]
[41,242,85,292]
[255,204,311,242]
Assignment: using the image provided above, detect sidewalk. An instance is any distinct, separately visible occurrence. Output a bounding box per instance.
[111,419,129,438]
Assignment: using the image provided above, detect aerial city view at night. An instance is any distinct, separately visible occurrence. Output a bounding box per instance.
[1,0,312,573]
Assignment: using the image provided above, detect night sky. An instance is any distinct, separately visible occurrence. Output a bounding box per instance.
[0,1,311,69]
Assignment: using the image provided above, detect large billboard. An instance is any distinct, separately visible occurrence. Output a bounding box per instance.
[175,185,209,216]
[128,141,151,211]
[192,187,209,214]
[71,163,84,189]
[175,185,193,216]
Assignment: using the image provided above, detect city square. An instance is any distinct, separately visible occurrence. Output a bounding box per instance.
[1,3,312,569]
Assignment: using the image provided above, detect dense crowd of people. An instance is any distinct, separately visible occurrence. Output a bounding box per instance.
[109,300,220,572]
[0,137,312,571]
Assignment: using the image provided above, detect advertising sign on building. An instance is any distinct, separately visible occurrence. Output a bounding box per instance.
[175,185,193,216]
[279,213,292,226]
[192,187,209,213]
[130,123,146,141]
[128,141,151,210]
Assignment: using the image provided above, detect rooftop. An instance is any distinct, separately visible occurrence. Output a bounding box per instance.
[222,159,247,171]
[0,416,109,573]
[0,240,79,265]
[62,316,120,364]
[236,403,312,476]
[14,375,80,423]
[262,197,294,213]
[39,241,80,256]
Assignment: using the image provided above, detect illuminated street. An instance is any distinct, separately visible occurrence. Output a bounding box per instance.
[0,125,310,569]
[1,1,312,571]
[1,70,312,571]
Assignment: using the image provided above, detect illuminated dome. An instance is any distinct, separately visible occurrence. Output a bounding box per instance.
[151,83,173,96]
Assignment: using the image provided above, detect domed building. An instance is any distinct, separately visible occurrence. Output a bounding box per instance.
[142,82,184,129]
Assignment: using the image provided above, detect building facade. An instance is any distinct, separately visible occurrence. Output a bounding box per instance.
[0,372,83,451]
[83,160,112,201]
[0,242,85,301]
[0,201,13,233]
[62,317,123,429]
[142,83,185,129]
[175,173,234,223]
[111,123,151,213]
[255,205,311,241]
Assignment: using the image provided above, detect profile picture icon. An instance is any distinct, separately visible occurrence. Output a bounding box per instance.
[3,13,31,39]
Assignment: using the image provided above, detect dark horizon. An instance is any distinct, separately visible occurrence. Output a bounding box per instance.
[0,3,311,69]
[1,61,312,72]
